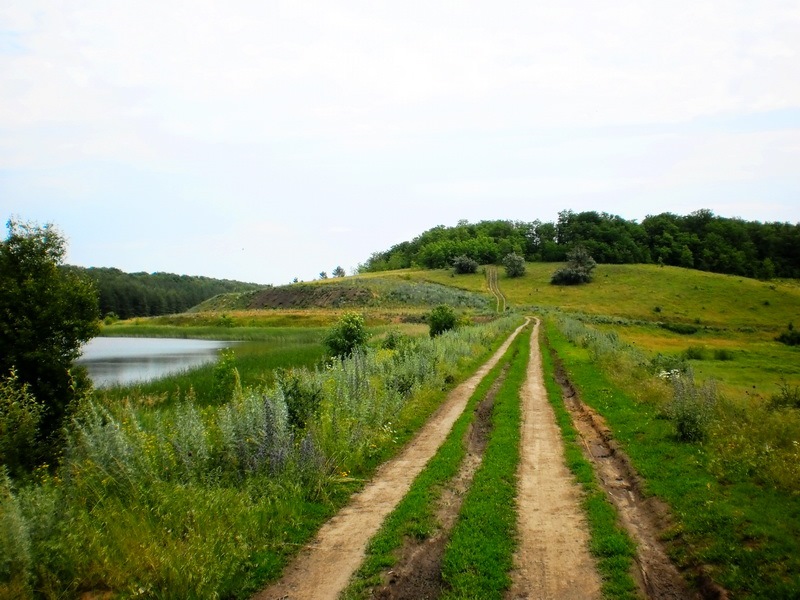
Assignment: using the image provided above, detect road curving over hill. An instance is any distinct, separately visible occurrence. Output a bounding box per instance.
[253,318,530,600]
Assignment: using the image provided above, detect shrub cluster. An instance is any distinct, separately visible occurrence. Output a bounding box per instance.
[551,245,596,285]
[666,375,717,442]
[452,254,478,274]
[502,252,526,278]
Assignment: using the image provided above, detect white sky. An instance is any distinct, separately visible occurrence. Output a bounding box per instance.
[1,1,799,284]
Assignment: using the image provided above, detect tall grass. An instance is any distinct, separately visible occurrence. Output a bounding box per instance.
[1,315,520,598]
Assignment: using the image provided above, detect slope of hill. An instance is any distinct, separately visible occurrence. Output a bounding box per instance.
[190,277,492,312]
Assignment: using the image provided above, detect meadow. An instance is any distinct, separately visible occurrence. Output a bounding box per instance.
[1,306,520,598]
[4,259,799,598]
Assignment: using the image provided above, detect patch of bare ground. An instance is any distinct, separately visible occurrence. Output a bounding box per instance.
[508,320,603,600]
[552,356,728,600]
[252,320,529,600]
[372,367,508,600]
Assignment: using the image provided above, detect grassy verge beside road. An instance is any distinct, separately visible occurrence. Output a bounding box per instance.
[545,318,800,598]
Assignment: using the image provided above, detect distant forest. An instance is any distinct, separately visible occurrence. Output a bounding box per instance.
[65,267,264,319]
[361,210,800,279]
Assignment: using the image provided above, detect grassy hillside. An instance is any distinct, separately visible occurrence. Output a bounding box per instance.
[191,277,492,313]
[381,263,800,332]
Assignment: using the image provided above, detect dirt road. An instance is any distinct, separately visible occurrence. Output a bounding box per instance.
[253,319,529,600]
[508,319,602,599]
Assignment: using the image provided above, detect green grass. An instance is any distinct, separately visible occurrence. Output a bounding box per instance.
[341,328,522,599]
[545,319,800,598]
[439,324,530,599]
[539,325,639,599]
[390,263,800,331]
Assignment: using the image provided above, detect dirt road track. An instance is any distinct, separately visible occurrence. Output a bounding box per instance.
[508,319,602,599]
[253,319,529,600]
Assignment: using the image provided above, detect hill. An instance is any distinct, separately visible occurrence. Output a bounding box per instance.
[67,266,264,319]
[191,277,492,313]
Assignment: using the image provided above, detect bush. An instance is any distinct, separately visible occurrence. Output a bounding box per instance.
[324,312,369,357]
[0,369,43,477]
[667,375,717,442]
[661,322,699,335]
[776,329,800,346]
[551,245,596,285]
[275,368,323,430]
[428,305,457,337]
[769,379,800,410]
[211,349,241,402]
[713,349,735,361]
[683,345,707,360]
[503,252,526,278]
[452,254,478,274]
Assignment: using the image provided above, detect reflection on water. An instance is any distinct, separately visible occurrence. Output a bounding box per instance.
[76,337,234,388]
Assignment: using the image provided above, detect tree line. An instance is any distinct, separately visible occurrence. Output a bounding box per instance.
[65,266,264,319]
[360,210,800,279]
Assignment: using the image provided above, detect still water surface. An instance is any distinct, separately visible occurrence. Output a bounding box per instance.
[76,337,234,388]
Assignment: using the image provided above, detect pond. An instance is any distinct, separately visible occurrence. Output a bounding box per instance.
[76,337,235,388]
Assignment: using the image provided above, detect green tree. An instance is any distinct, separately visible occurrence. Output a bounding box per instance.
[551,245,597,285]
[429,305,457,337]
[332,266,346,278]
[0,219,100,445]
[452,254,478,274]
[324,312,369,357]
[503,252,526,278]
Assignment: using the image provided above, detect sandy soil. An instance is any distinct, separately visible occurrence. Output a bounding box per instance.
[252,319,529,600]
[507,320,603,600]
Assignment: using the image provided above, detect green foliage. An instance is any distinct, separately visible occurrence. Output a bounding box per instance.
[452,254,478,274]
[275,368,324,430]
[211,349,241,402]
[769,379,800,410]
[2,316,519,598]
[667,375,717,442]
[69,266,263,319]
[682,345,707,360]
[551,245,597,285]
[380,329,413,352]
[324,312,369,357]
[428,305,457,337]
[332,266,346,278]
[660,322,699,335]
[0,470,32,596]
[0,370,43,477]
[502,252,526,278]
[776,328,800,346]
[0,219,99,444]
[362,210,800,279]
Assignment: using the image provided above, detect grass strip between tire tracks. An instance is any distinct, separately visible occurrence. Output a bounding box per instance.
[539,323,640,599]
[341,324,527,599]
[439,323,531,599]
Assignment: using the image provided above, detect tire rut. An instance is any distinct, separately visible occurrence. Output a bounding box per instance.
[551,352,728,600]
[371,367,509,600]
[508,320,602,600]
[252,319,530,600]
